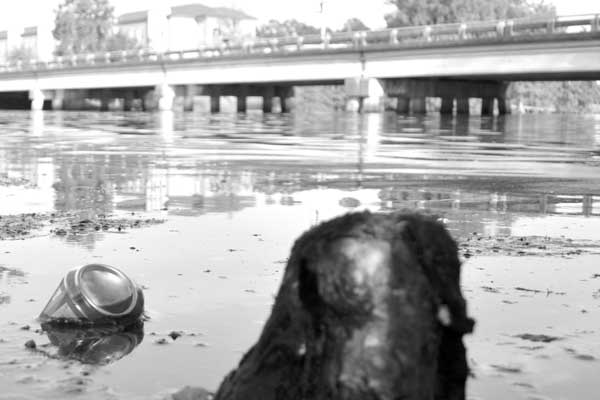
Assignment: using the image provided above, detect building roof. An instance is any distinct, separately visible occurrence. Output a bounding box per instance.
[170,3,256,20]
[118,10,149,25]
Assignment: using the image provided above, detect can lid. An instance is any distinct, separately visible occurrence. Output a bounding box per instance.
[79,265,135,315]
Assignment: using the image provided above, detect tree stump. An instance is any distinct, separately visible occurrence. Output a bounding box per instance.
[213,211,474,400]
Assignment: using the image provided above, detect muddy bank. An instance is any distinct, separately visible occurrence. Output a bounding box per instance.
[458,232,600,258]
[0,211,165,241]
[0,173,33,188]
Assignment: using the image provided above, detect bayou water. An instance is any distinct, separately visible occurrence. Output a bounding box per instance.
[1,110,599,399]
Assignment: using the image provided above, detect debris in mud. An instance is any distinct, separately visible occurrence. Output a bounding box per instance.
[0,213,46,239]
[0,173,33,187]
[490,364,522,374]
[514,334,562,343]
[0,211,164,240]
[0,291,10,304]
[169,331,183,340]
[518,345,545,351]
[155,338,169,345]
[481,286,501,293]
[515,287,566,296]
[56,376,92,394]
[54,215,164,237]
[564,348,596,361]
[458,233,600,257]
[512,382,535,389]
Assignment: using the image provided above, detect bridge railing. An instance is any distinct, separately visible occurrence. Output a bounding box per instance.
[1,14,598,74]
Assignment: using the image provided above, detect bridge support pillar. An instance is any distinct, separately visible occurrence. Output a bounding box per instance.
[52,89,65,110]
[123,90,134,111]
[481,97,494,116]
[396,97,409,114]
[184,84,197,112]
[237,85,248,113]
[440,97,454,114]
[29,88,45,111]
[411,97,426,114]
[456,98,470,115]
[263,86,274,113]
[344,77,384,113]
[157,83,175,111]
[497,97,509,115]
[99,89,111,111]
[276,86,294,113]
[345,98,361,112]
[210,87,221,113]
[481,97,494,115]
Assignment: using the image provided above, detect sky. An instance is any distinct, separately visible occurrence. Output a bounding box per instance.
[0,0,598,34]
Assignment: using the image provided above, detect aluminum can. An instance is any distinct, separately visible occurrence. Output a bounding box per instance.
[39,264,144,323]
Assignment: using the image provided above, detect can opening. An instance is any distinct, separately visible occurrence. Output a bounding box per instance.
[80,267,134,315]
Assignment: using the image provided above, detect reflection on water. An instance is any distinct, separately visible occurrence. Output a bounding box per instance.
[0,110,599,246]
[40,321,144,365]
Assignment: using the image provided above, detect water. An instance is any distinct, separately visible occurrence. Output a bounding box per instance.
[1,110,599,399]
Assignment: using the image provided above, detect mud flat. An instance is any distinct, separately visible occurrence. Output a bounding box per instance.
[1,211,599,400]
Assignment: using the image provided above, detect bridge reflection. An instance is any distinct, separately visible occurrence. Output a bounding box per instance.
[0,111,599,248]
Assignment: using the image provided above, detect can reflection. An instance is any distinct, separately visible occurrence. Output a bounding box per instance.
[41,321,144,365]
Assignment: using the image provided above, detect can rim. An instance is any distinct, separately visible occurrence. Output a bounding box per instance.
[73,264,139,317]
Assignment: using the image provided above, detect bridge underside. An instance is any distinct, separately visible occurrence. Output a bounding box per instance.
[0,34,598,113]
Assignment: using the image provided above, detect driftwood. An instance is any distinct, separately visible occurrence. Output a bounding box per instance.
[176,211,474,400]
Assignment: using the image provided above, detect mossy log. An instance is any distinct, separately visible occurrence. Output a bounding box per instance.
[174,211,474,400]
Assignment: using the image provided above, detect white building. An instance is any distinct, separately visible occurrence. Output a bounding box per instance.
[0,20,54,65]
[117,3,257,52]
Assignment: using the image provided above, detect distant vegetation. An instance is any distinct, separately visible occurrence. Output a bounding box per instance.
[384,0,555,27]
[53,0,141,56]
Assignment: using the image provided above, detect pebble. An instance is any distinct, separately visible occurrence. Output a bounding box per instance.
[514,333,562,343]
[169,331,183,340]
[24,340,36,349]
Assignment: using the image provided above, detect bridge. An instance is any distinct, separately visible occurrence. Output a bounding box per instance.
[0,14,599,114]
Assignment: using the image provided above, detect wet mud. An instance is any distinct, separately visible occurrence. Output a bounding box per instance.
[0,211,164,240]
[1,111,600,399]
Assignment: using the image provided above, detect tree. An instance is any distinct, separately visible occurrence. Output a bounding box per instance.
[256,19,320,38]
[340,18,370,32]
[104,32,143,52]
[384,0,555,27]
[509,81,600,113]
[53,0,139,55]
